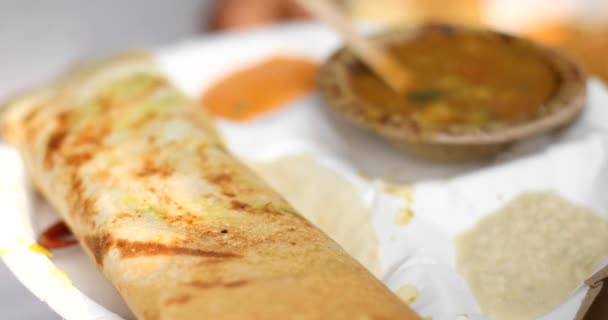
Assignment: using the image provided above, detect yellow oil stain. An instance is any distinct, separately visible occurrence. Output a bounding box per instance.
[29,243,53,258]
[402,187,415,203]
[0,248,7,255]
[396,284,419,304]
[423,317,433,320]
[49,266,72,288]
[384,185,400,196]
[384,184,415,200]
[385,184,416,226]
[394,208,415,225]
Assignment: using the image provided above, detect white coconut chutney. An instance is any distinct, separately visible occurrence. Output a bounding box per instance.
[456,192,608,320]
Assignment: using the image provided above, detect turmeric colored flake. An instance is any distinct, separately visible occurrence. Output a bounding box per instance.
[49,266,72,288]
[201,56,319,121]
[396,284,419,304]
[394,207,414,226]
[29,243,53,258]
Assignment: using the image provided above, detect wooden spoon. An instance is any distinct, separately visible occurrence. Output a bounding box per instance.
[295,0,411,94]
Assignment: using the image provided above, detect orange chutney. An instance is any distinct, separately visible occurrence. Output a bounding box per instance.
[348,31,559,131]
[201,56,318,121]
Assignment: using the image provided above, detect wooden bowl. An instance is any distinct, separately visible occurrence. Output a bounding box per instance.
[318,25,587,161]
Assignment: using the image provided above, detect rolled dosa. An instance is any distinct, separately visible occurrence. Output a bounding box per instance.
[1,53,418,320]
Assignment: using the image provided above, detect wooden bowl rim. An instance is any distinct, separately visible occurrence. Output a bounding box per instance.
[317,25,587,145]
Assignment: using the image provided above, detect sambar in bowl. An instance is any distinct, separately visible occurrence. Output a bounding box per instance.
[318,25,586,161]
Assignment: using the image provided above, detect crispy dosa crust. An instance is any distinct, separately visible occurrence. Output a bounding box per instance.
[1,53,419,320]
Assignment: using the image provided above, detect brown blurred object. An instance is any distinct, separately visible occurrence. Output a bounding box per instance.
[585,281,608,320]
[344,0,483,28]
[526,22,608,84]
[209,0,484,31]
[210,0,311,31]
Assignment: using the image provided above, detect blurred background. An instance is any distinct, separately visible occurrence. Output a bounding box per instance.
[0,0,606,318]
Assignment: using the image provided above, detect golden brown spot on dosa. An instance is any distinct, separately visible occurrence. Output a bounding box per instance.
[81,198,96,221]
[136,158,174,178]
[142,310,159,320]
[71,173,84,197]
[71,126,108,148]
[67,173,98,225]
[116,212,134,219]
[111,212,136,226]
[43,111,72,168]
[44,130,67,169]
[222,191,236,198]
[164,211,200,227]
[260,202,287,216]
[64,126,110,168]
[143,185,202,227]
[188,279,249,289]
[64,152,94,167]
[205,170,252,201]
[84,233,114,266]
[84,234,241,266]
[145,185,173,206]
[230,200,250,211]
[196,258,232,266]
[43,110,110,170]
[207,173,232,184]
[164,294,191,306]
[114,239,241,259]
[229,200,291,217]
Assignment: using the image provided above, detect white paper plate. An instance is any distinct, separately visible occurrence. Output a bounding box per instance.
[1,22,608,320]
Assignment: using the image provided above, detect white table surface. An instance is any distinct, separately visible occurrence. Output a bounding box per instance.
[0,1,213,318]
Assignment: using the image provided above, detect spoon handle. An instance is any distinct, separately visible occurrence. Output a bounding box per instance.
[296,0,411,94]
